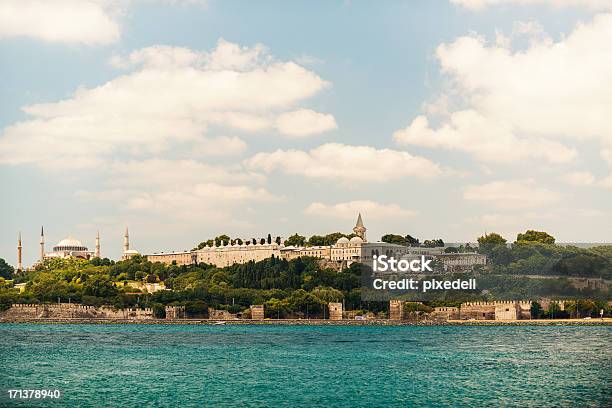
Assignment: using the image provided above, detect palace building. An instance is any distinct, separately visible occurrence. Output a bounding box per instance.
[143,214,485,271]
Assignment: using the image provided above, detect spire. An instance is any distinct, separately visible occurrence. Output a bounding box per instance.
[355,213,364,228]
[123,227,129,253]
[17,232,23,272]
[95,230,101,258]
[39,226,45,262]
[353,213,367,242]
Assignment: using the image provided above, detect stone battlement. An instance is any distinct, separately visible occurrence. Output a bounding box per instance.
[1,303,154,320]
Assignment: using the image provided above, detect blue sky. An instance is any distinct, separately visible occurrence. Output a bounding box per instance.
[1,0,611,265]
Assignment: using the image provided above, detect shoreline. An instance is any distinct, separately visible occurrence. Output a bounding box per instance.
[1,318,611,326]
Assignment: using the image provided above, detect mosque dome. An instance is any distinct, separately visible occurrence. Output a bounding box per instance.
[124,249,140,255]
[349,236,364,244]
[54,236,88,251]
[336,237,349,245]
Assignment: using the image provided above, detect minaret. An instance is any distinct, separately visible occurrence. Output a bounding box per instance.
[353,213,367,242]
[17,232,23,272]
[40,226,45,262]
[95,230,101,258]
[123,227,129,253]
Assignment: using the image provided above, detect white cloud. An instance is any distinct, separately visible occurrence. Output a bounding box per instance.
[305,200,417,219]
[394,111,577,164]
[76,159,277,220]
[463,180,561,209]
[189,136,247,157]
[599,174,612,189]
[602,149,612,166]
[395,13,612,164]
[563,171,595,186]
[245,143,444,182]
[450,0,612,10]
[0,39,332,169]
[0,0,121,45]
[275,109,337,138]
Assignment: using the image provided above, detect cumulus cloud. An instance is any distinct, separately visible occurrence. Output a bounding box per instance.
[0,39,333,169]
[563,171,595,186]
[245,143,444,182]
[602,149,612,166]
[463,180,561,209]
[599,174,612,189]
[395,13,612,164]
[450,0,612,10]
[305,200,417,219]
[76,159,277,220]
[394,112,577,164]
[0,0,121,45]
[275,109,337,138]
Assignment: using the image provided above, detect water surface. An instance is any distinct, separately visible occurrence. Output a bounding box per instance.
[1,324,610,407]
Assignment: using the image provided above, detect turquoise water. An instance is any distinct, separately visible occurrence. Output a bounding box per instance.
[0,324,610,407]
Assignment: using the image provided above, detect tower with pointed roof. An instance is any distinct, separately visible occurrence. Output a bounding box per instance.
[17,232,23,272]
[353,213,366,242]
[40,226,45,262]
[95,230,101,258]
[123,227,129,253]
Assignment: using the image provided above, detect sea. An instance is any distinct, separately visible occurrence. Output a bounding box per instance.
[0,324,610,407]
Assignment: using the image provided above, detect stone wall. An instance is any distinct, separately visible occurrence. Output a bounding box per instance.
[460,302,496,320]
[389,300,404,320]
[328,303,343,320]
[250,305,264,320]
[0,303,154,320]
[208,308,237,320]
[431,307,460,321]
[460,301,531,320]
[165,305,185,320]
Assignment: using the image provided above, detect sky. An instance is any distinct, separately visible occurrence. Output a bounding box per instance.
[1,0,611,266]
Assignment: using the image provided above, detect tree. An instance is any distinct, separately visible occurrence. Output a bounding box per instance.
[405,235,420,246]
[307,235,326,246]
[477,233,507,254]
[83,275,118,298]
[310,286,343,303]
[275,236,281,245]
[516,230,555,245]
[0,259,14,279]
[285,233,306,247]
[530,301,543,319]
[422,239,444,248]
[267,234,272,244]
[381,234,406,246]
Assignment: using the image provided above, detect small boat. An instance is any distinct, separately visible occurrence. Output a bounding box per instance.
[214,321,226,325]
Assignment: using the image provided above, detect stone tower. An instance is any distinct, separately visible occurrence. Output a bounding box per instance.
[123,227,129,253]
[17,232,23,272]
[353,213,367,242]
[39,226,45,262]
[95,230,100,258]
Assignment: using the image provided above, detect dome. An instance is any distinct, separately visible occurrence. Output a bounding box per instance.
[336,237,349,244]
[56,236,83,247]
[53,236,88,252]
[349,236,364,244]
[124,249,140,254]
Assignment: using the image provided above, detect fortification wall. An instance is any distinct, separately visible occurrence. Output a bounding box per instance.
[0,303,154,320]
[389,300,404,320]
[250,305,264,320]
[208,308,237,320]
[165,306,185,320]
[431,307,459,321]
[328,303,343,321]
